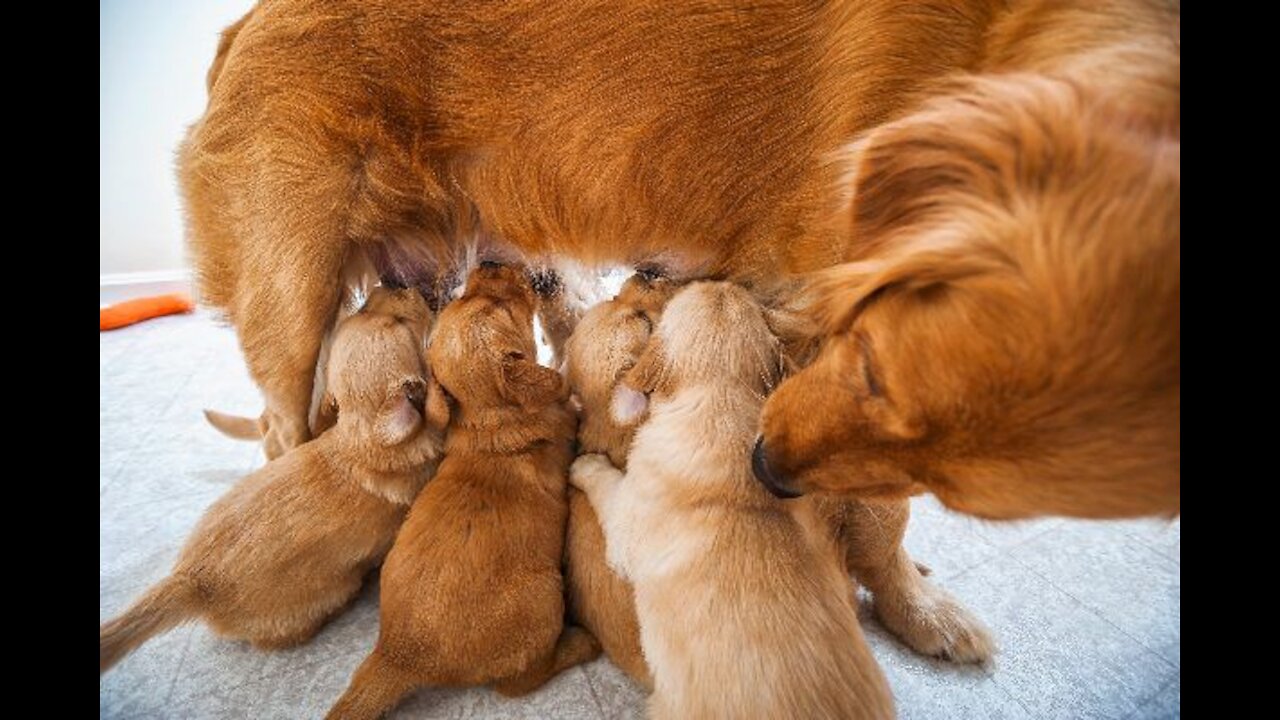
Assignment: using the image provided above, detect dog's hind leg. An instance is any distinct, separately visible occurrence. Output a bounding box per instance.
[234,232,345,459]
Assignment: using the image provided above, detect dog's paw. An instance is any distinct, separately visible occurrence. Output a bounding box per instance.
[570,453,617,492]
[874,579,996,665]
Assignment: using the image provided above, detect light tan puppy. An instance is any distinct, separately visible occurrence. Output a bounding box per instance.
[571,281,893,719]
[99,288,442,673]
[327,264,597,720]
[562,272,676,688]
[564,276,991,687]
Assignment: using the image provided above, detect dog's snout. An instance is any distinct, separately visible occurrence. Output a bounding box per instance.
[752,437,802,499]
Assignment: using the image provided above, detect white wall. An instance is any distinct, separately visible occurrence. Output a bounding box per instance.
[100,0,256,279]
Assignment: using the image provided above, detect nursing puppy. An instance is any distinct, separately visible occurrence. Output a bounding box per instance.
[561,273,676,688]
[202,286,434,444]
[571,281,893,719]
[99,288,442,673]
[328,264,596,720]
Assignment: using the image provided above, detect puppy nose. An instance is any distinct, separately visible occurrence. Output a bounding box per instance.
[752,437,802,499]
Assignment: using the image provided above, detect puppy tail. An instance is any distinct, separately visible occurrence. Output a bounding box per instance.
[203,409,265,441]
[326,651,416,720]
[100,576,196,674]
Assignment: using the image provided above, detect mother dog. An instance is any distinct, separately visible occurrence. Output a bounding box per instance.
[181,0,1179,518]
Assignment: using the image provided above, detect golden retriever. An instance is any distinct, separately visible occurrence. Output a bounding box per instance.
[327,264,596,719]
[571,280,893,719]
[99,288,442,673]
[181,0,1178,516]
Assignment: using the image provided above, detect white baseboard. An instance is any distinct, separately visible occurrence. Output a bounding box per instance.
[100,269,193,306]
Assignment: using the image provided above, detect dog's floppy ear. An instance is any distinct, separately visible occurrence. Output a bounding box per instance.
[610,339,665,426]
[501,352,564,409]
[813,110,1019,333]
[809,236,1015,332]
[374,378,427,446]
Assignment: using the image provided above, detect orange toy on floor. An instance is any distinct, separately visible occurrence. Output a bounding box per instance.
[100,293,195,331]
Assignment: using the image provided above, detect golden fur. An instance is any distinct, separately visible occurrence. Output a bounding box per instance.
[182,0,1179,516]
[99,288,442,673]
[571,281,893,719]
[327,265,597,720]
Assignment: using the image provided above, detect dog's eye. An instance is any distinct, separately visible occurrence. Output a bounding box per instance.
[506,351,525,361]
[857,335,882,398]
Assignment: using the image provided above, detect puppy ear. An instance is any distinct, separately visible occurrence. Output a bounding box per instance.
[424,375,452,430]
[374,378,426,446]
[610,384,649,426]
[501,353,565,409]
[610,340,665,426]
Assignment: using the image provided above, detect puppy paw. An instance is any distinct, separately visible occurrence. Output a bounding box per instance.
[874,580,996,665]
[570,453,618,492]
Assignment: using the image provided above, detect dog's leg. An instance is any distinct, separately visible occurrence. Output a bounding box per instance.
[232,202,348,460]
[492,625,602,697]
[569,454,633,577]
[840,498,996,664]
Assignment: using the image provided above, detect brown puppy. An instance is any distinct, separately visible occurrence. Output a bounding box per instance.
[572,281,893,719]
[99,288,442,673]
[561,273,676,689]
[754,68,1180,520]
[181,2,1179,510]
[327,264,597,720]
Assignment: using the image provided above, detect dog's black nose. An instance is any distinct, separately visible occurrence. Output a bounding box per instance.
[752,437,802,499]
[479,260,504,270]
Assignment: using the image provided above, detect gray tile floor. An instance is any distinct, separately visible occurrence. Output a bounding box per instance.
[101,313,1180,719]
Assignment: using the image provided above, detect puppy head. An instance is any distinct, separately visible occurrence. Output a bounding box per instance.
[426,262,563,421]
[564,273,677,464]
[756,75,1180,519]
[612,280,782,425]
[325,289,436,446]
[361,285,436,335]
